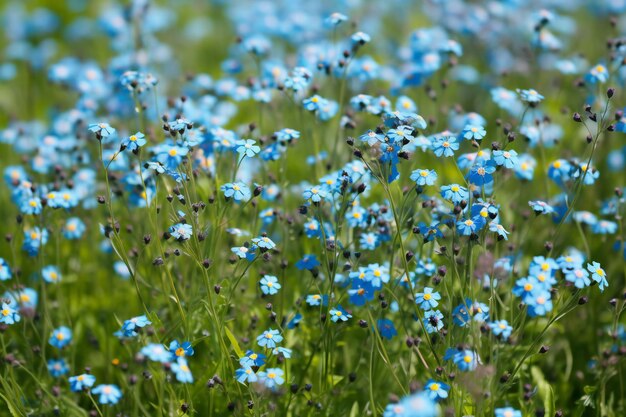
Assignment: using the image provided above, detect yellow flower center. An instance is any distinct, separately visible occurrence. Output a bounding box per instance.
[423,293,431,301]
[168,149,178,157]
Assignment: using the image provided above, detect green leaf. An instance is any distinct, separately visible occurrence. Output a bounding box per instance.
[330,374,344,386]
[225,326,244,358]
[532,366,555,417]
[349,401,359,417]
[0,392,25,417]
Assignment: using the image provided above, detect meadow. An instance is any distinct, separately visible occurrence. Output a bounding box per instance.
[0,0,625,416]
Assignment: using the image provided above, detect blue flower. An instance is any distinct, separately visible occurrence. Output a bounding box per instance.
[467,160,496,186]
[514,154,536,180]
[120,315,151,337]
[258,368,285,389]
[330,305,352,322]
[42,265,62,283]
[260,275,281,295]
[432,135,459,157]
[306,294,327,306]
[222,182,251,202]
[235,365,258,384]
[47,358,69,378]
[585,64,609,84]
[0,303,20,325]
[69,374,96,392]
[257,328,282,349]
[303,186,328,203]
[489,320,513,341]
[565,268,591,289]
[415,287,441,310]
[325,12,348,26]
[424,379,449,401]
[529,200,555,215]
[49,326,72,349]
[457,218,478,236]
[141,344,171,363]
[231,245,255,260]
[239,350,266,367]
[171,358,193,383]
[296,254,320,270]
[169,223,193,241]
[387,125,414,143]
[492,150,519,169]
[440,184,469,205]
[351,31,371,46]
[384,391,437,417]
[444,348,479,371]
[348,281,375,306]
[236,139,260,158]
[489,222,509,240]
[587,261,608,292]
[156,146,188,170]
[273,347,293,358]
[88,122,116,138]
[252,236,276,251]
[513,276,542,303]
[517,88,544,103]
[495,407,522,417]
[303,95,325,111]
[462,124,486,141]
[377,319,397,340]
[410,169,437,186]
[417,222,444,243]
[92,384,122,405]
[170,340,194,359]
[63,217,86,239]
[23,227,48,256]
[122,132,146,152]
[527,289,553,317]
[360,232,379,250]
[20,197,42,215]
[0,258,11,281]
[423,310,444,333]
